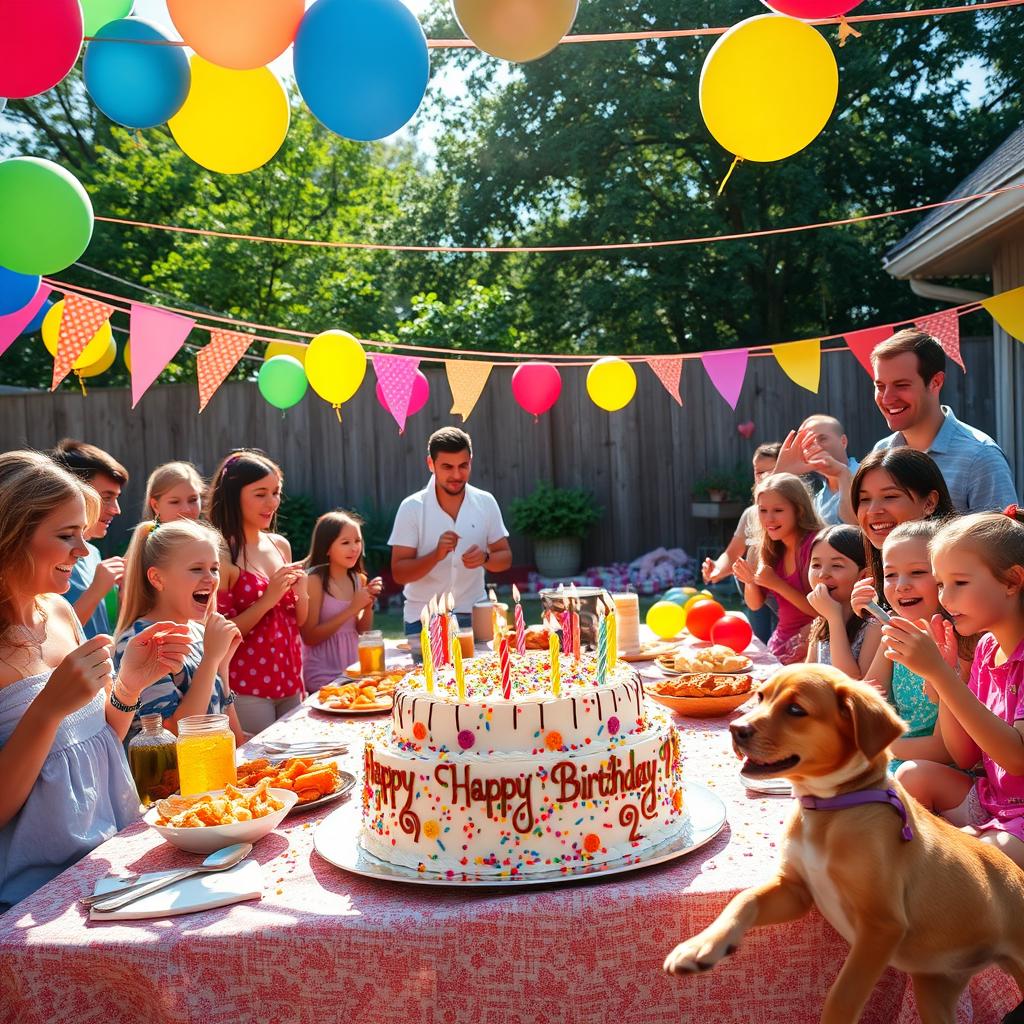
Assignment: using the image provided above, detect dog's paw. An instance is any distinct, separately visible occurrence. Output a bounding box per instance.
[663,931,739,975]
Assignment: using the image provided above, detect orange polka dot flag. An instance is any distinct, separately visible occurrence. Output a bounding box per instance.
[197,328,252,412]
[50,293,115,390]
[645,355,684,405]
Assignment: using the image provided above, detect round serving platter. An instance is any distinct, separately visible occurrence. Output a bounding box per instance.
[313,781,726,888]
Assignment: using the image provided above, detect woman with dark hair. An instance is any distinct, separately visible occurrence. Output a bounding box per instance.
[209,450,308,736]
[848,447,955,617]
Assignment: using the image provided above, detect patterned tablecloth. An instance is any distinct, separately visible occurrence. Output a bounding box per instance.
[0,637,1017,1024]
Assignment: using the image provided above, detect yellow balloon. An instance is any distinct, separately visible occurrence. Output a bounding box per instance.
[266,340,308,365]
[123,342,131,372]
[453,0,578,63]
[169,57,290,174]
[586,356,637,412]
[76,338,117,378]
[305,330,367,407]
[646,600,685,640]
[42,300,113,369]
[699,14,838,163]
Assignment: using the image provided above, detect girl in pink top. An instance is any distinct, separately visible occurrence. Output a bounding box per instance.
[300,510,383,691]
[884,508,1024,868]
[209,450,308,738]
[733,473,823,664]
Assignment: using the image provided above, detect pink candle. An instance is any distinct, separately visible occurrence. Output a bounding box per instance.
[499,623,511,700]
[429,597,444,671]
[512,584,526,656]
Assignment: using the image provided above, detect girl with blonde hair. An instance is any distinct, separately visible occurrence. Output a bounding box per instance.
[142,461,204,523]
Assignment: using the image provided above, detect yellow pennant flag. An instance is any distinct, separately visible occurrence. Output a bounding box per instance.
[445,359,493,421]
[982,286,1024,343]
[772,338,821,394]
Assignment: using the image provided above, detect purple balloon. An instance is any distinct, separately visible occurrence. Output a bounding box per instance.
[375,369,429,418]
[512,361,562,417]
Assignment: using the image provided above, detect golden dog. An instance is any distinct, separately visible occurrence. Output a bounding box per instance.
[663,664,1024,1024]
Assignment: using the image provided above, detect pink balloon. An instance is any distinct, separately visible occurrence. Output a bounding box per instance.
[512,361,562,417]
[375,369,429,418]
[761,0,861,17]
[0,0,84,99]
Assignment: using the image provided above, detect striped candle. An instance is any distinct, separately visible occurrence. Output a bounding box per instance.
[429,597,444,672]
[512,584,526,656]
[597,606,607,686]
[499,619,511,700]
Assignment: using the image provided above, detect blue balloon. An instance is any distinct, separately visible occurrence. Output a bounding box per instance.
[294,0,429,142]
[663,588,688,605]
[83,18,190,130]
[20,298,52,336]
[0,266,40,316]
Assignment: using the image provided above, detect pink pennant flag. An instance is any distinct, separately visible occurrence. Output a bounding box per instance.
[915,309,964,370]
[372,353,420,433]
[197,329,252,412]
[130,302,196,407]
[52,293,116,390]
[0,285,51,360]
[645,356,683,405]
[843,325,892,378]
[700,348,748,410]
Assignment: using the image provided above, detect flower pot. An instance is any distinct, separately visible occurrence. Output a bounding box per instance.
[708,489,729,502]
[533,537,582,578]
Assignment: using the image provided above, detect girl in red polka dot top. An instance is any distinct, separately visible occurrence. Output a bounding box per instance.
[209,450,308,737]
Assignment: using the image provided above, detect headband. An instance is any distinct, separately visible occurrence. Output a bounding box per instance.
[1004,504,1020,519]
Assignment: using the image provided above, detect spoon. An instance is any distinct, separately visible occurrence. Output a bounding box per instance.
[88,843,252,913]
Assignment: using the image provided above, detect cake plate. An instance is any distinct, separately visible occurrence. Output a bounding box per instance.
[313,782,726,888]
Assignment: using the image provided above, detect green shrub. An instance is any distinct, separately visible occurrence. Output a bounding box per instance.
[509,482,602,541]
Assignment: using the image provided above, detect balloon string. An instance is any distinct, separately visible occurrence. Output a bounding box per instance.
[76,372,87,397]
[717,157,742,197]
[334,405,342,424]
[838,16,863,45]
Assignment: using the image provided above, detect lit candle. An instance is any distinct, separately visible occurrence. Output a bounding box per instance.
[548,614,561,697]
[604,592,617,665]
[420,606,434,694]
[559,584,570,647]
[453,614,465,701]
[569,583,580,665]
[512,583,526,656]
[498,612,511,700]
[597,604,608,686]
[441,592,454,666]
[429,596,443,672]
[489,587,499,646]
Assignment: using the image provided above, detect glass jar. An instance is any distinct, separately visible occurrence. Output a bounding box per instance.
[177,713,237,796]
[358,629,385,674]
[128,714,178,806]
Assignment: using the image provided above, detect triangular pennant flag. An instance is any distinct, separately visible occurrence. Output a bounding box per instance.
[700,348,748,410]
[372,353,420,434]
[915,309,964,370]
[645,356,683,405]
[772,338,821,393]
[446,359,493,421]
[130,302,196,407]
[0,285,51,361]
[51,293,116,391]
[843,325,892,378]
[982,285,1024,343]
[197,329,252,413]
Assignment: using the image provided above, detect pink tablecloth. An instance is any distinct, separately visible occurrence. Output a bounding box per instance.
[0,639,1018,1024]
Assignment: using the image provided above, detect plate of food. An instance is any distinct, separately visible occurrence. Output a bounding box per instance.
[235,756,357,812]
[619,641,681,664]
[316,680,393,714]
[644,673,756,718]
[340,666,407,691]
[655,644,753,677]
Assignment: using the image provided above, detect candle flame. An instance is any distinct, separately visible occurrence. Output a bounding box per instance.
[428,595,437,615]
[512,583,521,603]
[446,592,454,612]
[420,606,429,628]
[488,587,497,604]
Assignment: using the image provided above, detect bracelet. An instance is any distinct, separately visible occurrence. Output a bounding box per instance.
[483,550,490,564]
[109,683,142,715]
[222,692,237,707]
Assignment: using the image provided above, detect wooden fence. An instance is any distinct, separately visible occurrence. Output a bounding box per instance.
[0,335,1003,566]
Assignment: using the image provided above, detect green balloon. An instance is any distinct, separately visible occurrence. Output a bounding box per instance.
[0,158,94,275]
[258,355,308,410]
[81,0,134,37]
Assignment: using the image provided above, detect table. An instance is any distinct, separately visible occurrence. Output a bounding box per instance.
[0,639,1018,1024]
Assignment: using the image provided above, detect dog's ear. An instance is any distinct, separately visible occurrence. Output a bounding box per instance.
[837,683,906,760]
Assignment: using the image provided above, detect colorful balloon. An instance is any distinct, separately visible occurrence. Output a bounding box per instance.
[376,370,429,418]
[305,330,367,408]
[167,0,304,71]
[646,600,685,640]
[762,0,861,16]
[294,0,429,141]
[511,362,562,417]
[168,58,289,175]
[711,613,754,653]
[80,0,134,37]
[686,599,726,641]
[0,158,94,274]
[0,0,83,99]
[76,337,117,378]
[265,340,308,365]
[662,587,689,606]
[453,0,578,63]
[586,356,637,412]
[20,298,53,336]
[84,19,190,129]
[0,268,40,317]
[123,341,132,371]
[700,15,838,164]
[258,355,308,410]
[41,299,113,368]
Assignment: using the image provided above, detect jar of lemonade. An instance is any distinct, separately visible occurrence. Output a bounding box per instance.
[128,714,178,806]
[176,714,237,796]
[358,630,385,674]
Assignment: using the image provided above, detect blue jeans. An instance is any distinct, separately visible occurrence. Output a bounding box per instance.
[405,613,472,664]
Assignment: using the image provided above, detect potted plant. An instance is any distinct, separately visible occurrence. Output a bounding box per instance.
[509,481,603,577]
[691,464,750,520]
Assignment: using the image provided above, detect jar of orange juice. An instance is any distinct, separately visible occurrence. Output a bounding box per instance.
[358,630,385,674]
[176,714,237,796]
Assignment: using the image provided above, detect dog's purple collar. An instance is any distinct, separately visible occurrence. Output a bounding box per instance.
[799,787,913,841]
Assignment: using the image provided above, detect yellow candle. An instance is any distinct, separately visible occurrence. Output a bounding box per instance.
[548,614,561,696]
[605,594,617,664]
[420,607,434,693]
[454,622,465,700]
[489,587,498,642]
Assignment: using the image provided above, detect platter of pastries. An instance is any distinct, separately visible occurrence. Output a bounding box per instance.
[655,644,753,676]
[645,673,756,718]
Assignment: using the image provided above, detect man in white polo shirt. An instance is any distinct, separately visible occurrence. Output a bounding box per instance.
[389,427,512,649]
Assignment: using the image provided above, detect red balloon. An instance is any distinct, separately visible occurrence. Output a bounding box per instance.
[0,0,83,99]
[711,613,754,653]
[375,370,429,418]
[760,0,861,17]
[686,599,725,641]
[512,361,562,417]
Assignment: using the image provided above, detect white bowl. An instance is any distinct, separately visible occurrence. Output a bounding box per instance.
[143,787,298,854]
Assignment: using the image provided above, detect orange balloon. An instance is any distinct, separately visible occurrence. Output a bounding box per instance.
[453,0,578,63]
[167,0,305,70]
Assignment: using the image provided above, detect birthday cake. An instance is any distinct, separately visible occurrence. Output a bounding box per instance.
[360,652,685,877]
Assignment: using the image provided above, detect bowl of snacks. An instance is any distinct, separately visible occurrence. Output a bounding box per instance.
[145,781,298,854]
[645,673,756,718]
[236,757,355,812]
